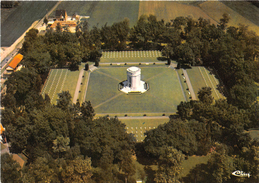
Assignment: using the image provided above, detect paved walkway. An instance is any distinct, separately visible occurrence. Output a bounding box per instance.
[182,69,197,100]
[73,68,85,103]
[117,116,169,120]
[99,61,167,65]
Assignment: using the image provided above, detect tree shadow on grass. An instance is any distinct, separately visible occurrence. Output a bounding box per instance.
[144,165,156,183]
[135,143,157,166]
[181,163,209,183]
[157,56,167,61]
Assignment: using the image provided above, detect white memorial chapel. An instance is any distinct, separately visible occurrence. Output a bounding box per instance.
[119,66,148,94]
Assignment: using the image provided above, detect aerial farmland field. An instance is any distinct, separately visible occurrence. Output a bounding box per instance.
[198,1,259,33]
[50,1,139,28]
[1,1,57,46]
[138,1,218,25]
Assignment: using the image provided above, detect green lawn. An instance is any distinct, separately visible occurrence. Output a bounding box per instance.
[180,155,211,178]
[101,50,163,63]
[52,1,140,28]
[41,65,86,104]
[86,66,186,114]
[186,67,225,100]
[121,118,169,142]
[1,1,57,46]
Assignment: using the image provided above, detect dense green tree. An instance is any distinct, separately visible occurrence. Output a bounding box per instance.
[22,156,59,183]
[111,18,130,50]
[155,147,184,183]
[161,45,174,65]
[130,14,165,49]
[175,43,195,67]
[20,28,39,54]
[80,101,95,120]
[56,91,72,111]
[52,135,70,158]
[43,17,48,25]
[198,87,214,104]
[206,143,234,183]
[23,50,52,74]
[75,116,135,160]
[61,156,92,183]
[1,93,17,110]
[218,13,230,30]
[144,119,198,156]
[4,68,42,106]
[1,153,22,183]
[230,83,257,109]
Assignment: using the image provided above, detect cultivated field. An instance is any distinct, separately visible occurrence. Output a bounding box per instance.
[138,1,259,34]
[138,1,218,25]
[198,1,259,34]
[222,1,259,27]
[1,1,57,46]
[85,66,187,114]
[186,67,225,100]
[50,1,139,28]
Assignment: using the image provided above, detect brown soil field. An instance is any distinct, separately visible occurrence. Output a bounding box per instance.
[138,1,259,34]
[198,1,259,34]
[138,1,218,25]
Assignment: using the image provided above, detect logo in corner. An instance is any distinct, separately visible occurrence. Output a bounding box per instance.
[232,170,250,178]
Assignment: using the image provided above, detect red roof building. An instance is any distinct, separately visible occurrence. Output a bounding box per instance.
[7,53,23,70]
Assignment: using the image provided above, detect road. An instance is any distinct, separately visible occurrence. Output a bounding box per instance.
[73,68,85,104]
[182,69,197,100]
[1,1,61,72]
[117,116,169,120]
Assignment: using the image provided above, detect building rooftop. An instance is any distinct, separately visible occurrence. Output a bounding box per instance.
[127,66,140,72]
[8,53,23,69]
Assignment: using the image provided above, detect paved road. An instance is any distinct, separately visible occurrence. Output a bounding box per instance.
[182,69,197,100]
[1,1,61,70]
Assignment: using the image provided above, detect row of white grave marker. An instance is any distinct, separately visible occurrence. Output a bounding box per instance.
[102,50,162,58]
[126,126,156,130]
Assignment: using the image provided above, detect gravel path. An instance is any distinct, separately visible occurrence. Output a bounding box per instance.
[117,116,169,120]
[182,69,197,100]
[73,68,85,104]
